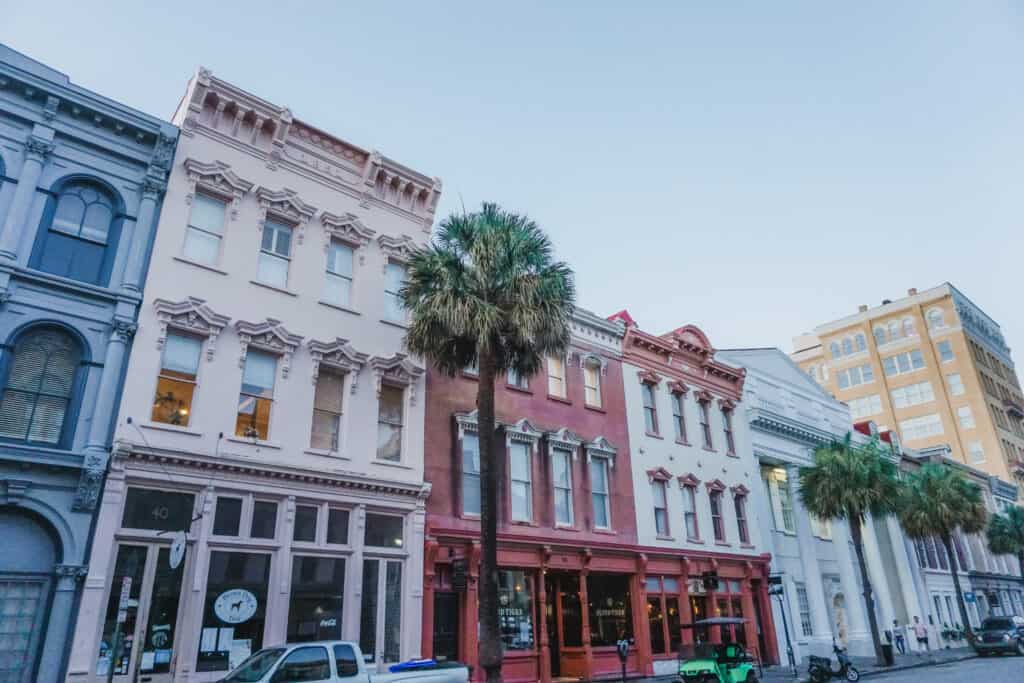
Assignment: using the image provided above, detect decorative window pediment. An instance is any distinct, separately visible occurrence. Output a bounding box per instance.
[584,435,617,467]
[705,478,727,493]
[668,380,689,395]
[678,473,701,488]
[377,233,419,264]
[307,337,368,390]
[183,158,253,219]
[647,467,673,483]
[369,353,424,404]
[547,427,583,457]
[637,369,662,385]
[730,483,750,497]
[578,352,608,374]
[256,186,317,243]
[234,318,303,378]
[153,296,230,360]
[454,409,479,438]
[320,211,375,260]
[506,418,543,452]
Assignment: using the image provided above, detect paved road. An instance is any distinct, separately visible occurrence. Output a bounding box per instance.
[868,656,1023,681]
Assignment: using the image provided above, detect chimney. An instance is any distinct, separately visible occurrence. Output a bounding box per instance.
[907,288,918,296]
[858,305,868,313]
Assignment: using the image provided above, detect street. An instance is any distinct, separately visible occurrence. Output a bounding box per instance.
[868,657,1023,681]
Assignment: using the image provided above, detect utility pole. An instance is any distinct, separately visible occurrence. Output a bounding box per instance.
[769,575,798,679]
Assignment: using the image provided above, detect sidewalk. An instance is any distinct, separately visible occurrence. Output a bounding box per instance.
[757,646,975,682]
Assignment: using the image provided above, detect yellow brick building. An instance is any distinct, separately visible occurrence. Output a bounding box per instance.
[792,283,1024,482]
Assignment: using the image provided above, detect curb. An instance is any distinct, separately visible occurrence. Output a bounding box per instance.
[760,652,977,682]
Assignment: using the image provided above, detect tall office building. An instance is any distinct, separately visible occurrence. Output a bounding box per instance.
[792,283,1024,482]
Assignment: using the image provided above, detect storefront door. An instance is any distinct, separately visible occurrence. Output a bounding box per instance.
[543,572,583,678]
[432,592,459,662]
[97,544,186,682]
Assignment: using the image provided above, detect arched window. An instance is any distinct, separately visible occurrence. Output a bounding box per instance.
[873,327,886,346]
[842,337,853,356]
[855,333,866,352]
[829,342,841,359]
[927,308,945,330]
[0,327,82,446]
[902,317,915,337]
[31,179,121,285]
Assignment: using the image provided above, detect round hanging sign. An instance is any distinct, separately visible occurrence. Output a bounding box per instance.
[169,531,186,570]
[214,589,258,624]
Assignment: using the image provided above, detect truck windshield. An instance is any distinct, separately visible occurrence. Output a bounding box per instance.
[222,648,287,682]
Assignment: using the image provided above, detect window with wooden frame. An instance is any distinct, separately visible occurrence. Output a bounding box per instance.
[642,382,659,434]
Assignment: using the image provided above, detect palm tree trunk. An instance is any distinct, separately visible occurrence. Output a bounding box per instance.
[941,534,975,645]
[476,350,503,683]
[849,514,886,666]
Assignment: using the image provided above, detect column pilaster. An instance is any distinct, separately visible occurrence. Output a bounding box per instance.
[120,174,164,293]
[0,134,52,263]
[36,565,87,683]
[787,464,833,639]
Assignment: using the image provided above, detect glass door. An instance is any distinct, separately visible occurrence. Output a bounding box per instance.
[359,558,403,664]
[96,544,186,682]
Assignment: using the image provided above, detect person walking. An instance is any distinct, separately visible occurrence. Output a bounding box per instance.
[892,619,906,655]
[912,616,929,656]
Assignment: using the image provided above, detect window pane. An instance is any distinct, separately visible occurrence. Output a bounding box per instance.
[163,332,202,376]
[324,272,352,306]
[196,552,270,672]
[647,596,665,654]
[592,492,609,528]
[288,558,346,643]
[328,243,353,277]
[250,501,278,539]
[586,574,633,647]
[183,227,221,265]
[273,646,331,681]
[552,451,571,486]
[359,560,379,661]
[327,508,350,544]
[235,395,272,440]
[365,513,404,547]
[213,497,242,536]
[52,193,85,235]
[378,385,403,423]
[80,202,112,242]
[462,434,481,515]
[257,252,289,287]
[242,351,276,396]
[293,505,318,542]
[384,263,405,292]
[190,194,226,235]
[498,570,534,650]
[383,562,402,663]
[510,443,531,480]
[376,423,402,462]
[97,545,146,675]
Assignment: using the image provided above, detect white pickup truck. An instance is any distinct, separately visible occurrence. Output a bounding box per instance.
[218,641,470,683]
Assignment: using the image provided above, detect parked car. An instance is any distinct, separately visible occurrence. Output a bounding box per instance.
[973,615,1024,656]
[218,641,470,683]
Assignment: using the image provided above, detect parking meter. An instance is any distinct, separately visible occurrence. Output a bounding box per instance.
[616,638,630,682]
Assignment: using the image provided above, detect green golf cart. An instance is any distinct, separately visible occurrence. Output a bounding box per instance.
[676,617,759,683]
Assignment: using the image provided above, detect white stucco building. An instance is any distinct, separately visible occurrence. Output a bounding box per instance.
[65,68,441,682]
[718,348,927,663]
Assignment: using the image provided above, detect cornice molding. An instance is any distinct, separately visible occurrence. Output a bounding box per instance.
[506,418,543,450]
[183,158,254,219]
[584,435,617,467]
[678,473,701,488]
[320,211,376,256]
[647,466,673,483]
[307,337,368,389]
[369,353,424,404]
[256,186,317,243]
[234,318,303,378]
[705,478,727,493]
[547,427,583,456]
[377,233,419,264]
[153,296,230,360]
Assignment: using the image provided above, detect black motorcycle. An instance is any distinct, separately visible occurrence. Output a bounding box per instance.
[807,644,860,682]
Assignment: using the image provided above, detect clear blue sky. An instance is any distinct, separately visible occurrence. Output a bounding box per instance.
[4,2,1022,353]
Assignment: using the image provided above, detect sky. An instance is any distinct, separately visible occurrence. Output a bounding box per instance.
[3,2,1023,353]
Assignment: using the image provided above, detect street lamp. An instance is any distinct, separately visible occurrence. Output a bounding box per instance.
[768,574,798,679]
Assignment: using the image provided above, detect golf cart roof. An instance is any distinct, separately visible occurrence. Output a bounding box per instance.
[686,617,747,626]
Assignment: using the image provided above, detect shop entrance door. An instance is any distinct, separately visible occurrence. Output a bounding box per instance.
[543,572,583,679]
[97,544,186,683]
[432,592,459,663]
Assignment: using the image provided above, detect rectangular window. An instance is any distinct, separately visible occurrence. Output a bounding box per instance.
[837,363,875,388]
[293,505,318,542]
[795,584,813,637]
[710,491,725,542]
[642,383,659,434]
[776,475,796,533]
[151,331,202,426]
[848,394,883,420]
[590,456,611,529]
[376,385,403,461]
[250,501,278,539]
[722,409,735,455]
[957,406,976,429]
[325,241,354,307]
[507,367,529,390]
[288,556,346,642]
[547,356,566,398]
[510,441,533,522]
[899,413,944,441]
[946,373,964,396]
[364,513,404,548]
[257,220,292,288]
[810,515,832,540]
[552,449,574,525]
[461,433,481,515]
[311,368,344,451]
[937,340,954,362]
[883,350,925,377]
[583,362,602,407]
[672,392,687,442]
[734,494,749,544]
[968,441,986,463]
[699,400,713,449]
[586,574,634,647]
[384,262,406,322]
[683,485,699,540]
[326,508,350,545]
[652,480,669,536]
[890,380,935,409]
[183,193,227,265]
[235,350,276,439]
[359,558,403,663]
[213,497,242,536]
[196,552,270,672]
[498,570,535,650]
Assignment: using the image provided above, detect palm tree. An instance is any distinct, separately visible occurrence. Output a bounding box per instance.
[799,436,901,665]
[898,463,987,645]
[401,203,575,683]
[987,505,1024,582]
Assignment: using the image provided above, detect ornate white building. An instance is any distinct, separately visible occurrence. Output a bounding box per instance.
[65,68,441,682]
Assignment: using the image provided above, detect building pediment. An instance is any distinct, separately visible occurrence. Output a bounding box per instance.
[547,427,583,455]
[584,436,617,466]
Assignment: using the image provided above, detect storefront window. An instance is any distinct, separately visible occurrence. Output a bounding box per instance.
[288,556,346,642]
[196,552,271,672]
[121,488,195,532]
[646,577,682,656]
[96,545,146,676]
[365,513,404,548]
[250,501,278,539]
[293,505,318,542]
[498,570,534,650]
[327,508,350,544]
[587,574,633,647]
[360,558,404,663]
[647,596,665,653]
[139,548,184,675]
[213,497,243,536]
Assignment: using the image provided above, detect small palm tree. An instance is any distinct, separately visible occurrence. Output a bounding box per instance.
[987,505,1024,580]
[401,202,575,683]
[799,436,901,666]
[898,463,987,645]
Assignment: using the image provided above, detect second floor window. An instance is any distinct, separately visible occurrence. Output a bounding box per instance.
[183,193,227,266]
[151,331,202,427]
[0,327,80,446]
[311,368,345,451]
[937,340,954,362]
[384,263,406,322]
[682,485,699,540]
[462,433,481,515]
[590,456,611,529]
[722,408,735,455]
[510,441,532,522]
[34,180,120,285]
[258,220,292,288]
[236,350,276,440]
[376,385,404,461]
[508,367,529,390]
[710,491,725,542]
[642,383,659,434]
[699,400,713,449]
[324,242,354,307]
[552,448,574,525]
[583,359,602,407]
[652,480,669,536]
[734,494,749,544]
[671,392,687,442]
[547,356,566,398]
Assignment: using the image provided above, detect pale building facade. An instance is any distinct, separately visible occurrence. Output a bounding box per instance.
[65,68,441,682]
[719,348,927,661]
[793,283,1024,483]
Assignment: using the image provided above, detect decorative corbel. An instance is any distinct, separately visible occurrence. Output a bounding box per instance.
[308,337,369,392]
